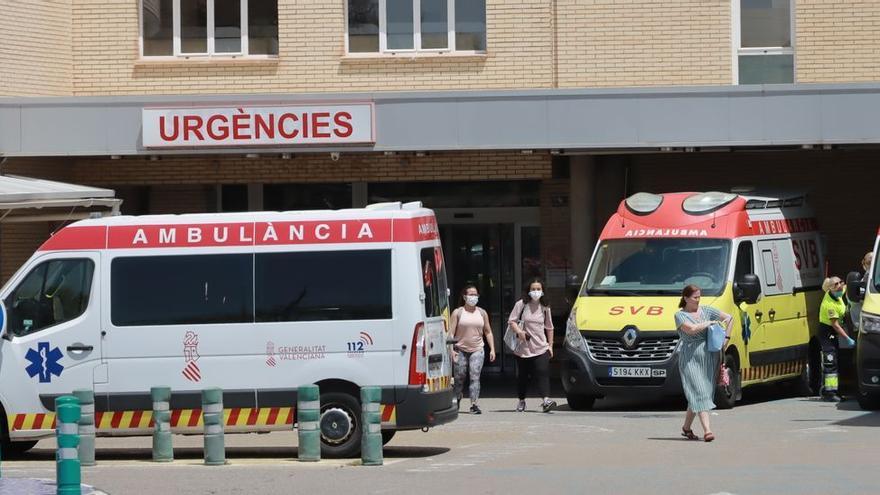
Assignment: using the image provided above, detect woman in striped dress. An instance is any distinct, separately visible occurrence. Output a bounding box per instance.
[674,284,732,442]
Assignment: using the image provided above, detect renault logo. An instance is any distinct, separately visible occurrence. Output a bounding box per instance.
[622,327,638,349]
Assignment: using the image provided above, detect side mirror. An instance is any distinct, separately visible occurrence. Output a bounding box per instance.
[846,271,865,303]
[734,274,761,305]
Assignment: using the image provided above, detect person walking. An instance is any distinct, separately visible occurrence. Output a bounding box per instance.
[450,284,495,414]
[818,276,856,402]
[674,284,732,442]
[508,279,556,413]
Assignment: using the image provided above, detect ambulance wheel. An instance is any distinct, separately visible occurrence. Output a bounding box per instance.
[565,393,596,411]
[857,385,880,410]
[715,352,740,410]
[381,430,396,445]
[319,392,361,458]
[1,439,38,456]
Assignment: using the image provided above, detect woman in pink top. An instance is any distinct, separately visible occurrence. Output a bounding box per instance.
[508,278,556,413]
[450,284,496,414]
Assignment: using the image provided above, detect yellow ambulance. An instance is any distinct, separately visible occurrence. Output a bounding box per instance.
[563,191,825,410]
[846,227,880,410]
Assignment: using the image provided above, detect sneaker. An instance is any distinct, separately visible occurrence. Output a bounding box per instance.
[516,400,526,412]
[470,404,482,415]
[822,394,842,403]
[542,400,557,413]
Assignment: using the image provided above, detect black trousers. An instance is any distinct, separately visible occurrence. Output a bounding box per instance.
[819,323,839,395]
[516,351,551,400]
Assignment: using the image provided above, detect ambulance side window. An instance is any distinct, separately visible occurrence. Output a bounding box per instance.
[111,254,253,326]
[734,241,754,280]
[3,259,95,337]
[255,250,392,322]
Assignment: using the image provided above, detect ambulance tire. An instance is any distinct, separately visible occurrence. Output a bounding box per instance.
[857,391,880,410]
[565,393,596,411]
[319,392,361,458]
[381,430,396,445]
[714,352,740,410]
[1,439,38,457]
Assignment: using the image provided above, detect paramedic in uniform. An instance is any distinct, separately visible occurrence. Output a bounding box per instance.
[818,276,856,402]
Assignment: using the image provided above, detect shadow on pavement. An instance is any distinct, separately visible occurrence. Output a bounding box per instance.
[17,445,449,462]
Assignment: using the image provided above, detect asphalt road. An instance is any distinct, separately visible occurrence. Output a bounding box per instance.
[3,382,878,495]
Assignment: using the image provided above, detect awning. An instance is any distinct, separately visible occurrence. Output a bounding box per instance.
[0,175,121,223]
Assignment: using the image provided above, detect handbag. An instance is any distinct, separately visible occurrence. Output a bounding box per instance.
[717,363,731,387]
[706,322,726,353]
[503,303,527,352]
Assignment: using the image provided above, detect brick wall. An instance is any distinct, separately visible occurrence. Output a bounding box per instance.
[0,0,73,96]
[67,152,551,186]
[556,0,732,87]
[71,0,554,96]
[797,1,880,82]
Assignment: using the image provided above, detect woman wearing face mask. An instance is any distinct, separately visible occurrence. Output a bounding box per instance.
[508,279,556,413]
[818,276,855,402]
[450,284,495,414]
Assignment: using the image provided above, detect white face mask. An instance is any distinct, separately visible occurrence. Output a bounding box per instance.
[465,295,479,306]
[529,290,543,301]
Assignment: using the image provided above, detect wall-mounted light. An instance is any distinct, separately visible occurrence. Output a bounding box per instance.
[415,151,427,157]
[520,149,534,155]
[383,151,396,156]
[149,155,160,161]
[110,155,122,160]
[245,153,260,159]
[281,153,292,159]
[549,149,561,155]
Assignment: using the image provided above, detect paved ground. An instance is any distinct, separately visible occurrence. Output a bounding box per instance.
[2,381,878,495]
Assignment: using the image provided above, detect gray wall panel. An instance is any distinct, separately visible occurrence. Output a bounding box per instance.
[0,107,21,154]
[4,84,880,156]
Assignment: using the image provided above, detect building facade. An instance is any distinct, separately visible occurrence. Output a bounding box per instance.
[3,0,880,372]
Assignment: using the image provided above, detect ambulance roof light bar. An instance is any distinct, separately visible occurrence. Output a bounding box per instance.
[624,192,664,215]
[682,191,737,215]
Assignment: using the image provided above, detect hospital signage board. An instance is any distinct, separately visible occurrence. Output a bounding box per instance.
[142,103,374,148]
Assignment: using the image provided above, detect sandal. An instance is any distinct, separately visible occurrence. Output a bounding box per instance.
[681,427,699,440]
[704,432,715,443]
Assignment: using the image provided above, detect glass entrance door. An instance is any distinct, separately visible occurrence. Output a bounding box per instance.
[440,221,540,373]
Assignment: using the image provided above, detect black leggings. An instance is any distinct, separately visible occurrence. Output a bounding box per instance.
[516,352,550,400]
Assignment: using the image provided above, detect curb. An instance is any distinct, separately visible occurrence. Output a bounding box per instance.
[0,478,108,494]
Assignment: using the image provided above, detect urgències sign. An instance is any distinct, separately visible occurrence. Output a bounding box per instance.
[142,103,374,148]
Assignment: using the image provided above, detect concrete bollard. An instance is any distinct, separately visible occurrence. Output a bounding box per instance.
[360,386,383,466]
[296,384,321,462]
[151,387,173,462]
[201,388,225,466]
[73,389,96,467]
[55,395,81,495]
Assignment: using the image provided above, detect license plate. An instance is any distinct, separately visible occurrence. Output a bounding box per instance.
[608,367,665,378]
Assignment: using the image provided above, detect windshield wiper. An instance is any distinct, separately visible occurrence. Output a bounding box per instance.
[586,289,643,296]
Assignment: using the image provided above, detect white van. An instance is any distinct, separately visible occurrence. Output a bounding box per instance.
[0,202,456,457]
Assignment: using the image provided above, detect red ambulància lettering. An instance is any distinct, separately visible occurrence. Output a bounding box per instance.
[129,222,376,246]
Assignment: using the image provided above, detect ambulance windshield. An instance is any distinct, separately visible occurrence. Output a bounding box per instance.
[584,239,731,296]
[873,244,880,293]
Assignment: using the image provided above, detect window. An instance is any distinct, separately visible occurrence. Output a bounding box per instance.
[255,250,392,321]
[421,247,449,318]
[734,241,754,280]
[112,254,253,326]
[735,0,794,84]
[347,0,485,54]
[4,259,95,337]
[761,249,777,287]
[584,239,731,296]
[141,0,278,57]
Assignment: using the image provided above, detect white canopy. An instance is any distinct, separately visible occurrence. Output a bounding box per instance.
[0,175,121,223]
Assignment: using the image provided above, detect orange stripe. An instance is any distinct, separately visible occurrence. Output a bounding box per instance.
[13,414,25,431]
[188,409,201,427]
[267,407,279,425]
[381,405,394,422]
[227,408,241,426]
[284,407,294,425]
[33,413,45,429]
[111,411,124,429]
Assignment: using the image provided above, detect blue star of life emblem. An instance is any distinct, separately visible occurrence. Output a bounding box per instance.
[25,342,64,383]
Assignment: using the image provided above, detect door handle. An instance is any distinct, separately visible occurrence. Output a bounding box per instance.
[67,345,93,352]
[754,310,763,320]
[768,309,776,319]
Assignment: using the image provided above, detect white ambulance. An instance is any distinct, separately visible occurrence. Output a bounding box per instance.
[0,202,456,457]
